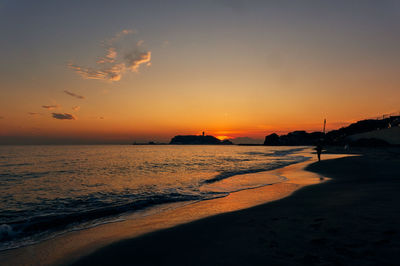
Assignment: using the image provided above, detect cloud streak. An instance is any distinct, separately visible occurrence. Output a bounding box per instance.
[42,105,59,110]
[125,51,151,72]
[64,90,85,99]
[68,30,151,82]
[52,113,76,120]
[28,112,41,116]
[72,106,80,111]
[97,47,117,64]
[68,63,125,81]
[106,29,134,45]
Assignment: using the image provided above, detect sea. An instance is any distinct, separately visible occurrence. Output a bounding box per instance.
[0,145,311,251]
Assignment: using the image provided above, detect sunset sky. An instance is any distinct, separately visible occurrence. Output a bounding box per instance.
[1,0,399,144]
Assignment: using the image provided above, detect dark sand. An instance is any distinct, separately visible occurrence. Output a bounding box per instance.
[74,148,400,265]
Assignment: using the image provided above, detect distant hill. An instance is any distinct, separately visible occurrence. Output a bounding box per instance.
[264,116,400,146]
[325,116,399,145]
[264,131,324,146]
[348,127,400,145]
[170,135,233,145]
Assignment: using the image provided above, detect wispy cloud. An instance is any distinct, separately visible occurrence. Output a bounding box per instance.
[68,29,151,82]
[106,29,134,45]
[97,47,117,64]
[28,112,42,116]
[64,90,85,99]
[72,106,80,111]
[52,113,76,120]
[68,63,125,81]
[42,105,59,110]
[125,51,151,71]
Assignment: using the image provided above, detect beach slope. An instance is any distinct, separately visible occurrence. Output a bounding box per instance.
[75,148,400,265]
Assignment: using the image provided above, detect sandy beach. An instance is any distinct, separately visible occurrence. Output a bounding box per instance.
[72,147,400,266]
[2,148,400,265]
[1,151,332,266]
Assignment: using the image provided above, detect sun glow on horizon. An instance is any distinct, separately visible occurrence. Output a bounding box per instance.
[216,135,231,141]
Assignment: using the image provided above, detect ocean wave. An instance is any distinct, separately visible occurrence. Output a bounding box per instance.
[0,169,76,181]
[0,163,33,168]
[0,191,224,250]
[0,224,17,241]
[0,145,313,251]
[242,147,306,157]
[202,156,310,184]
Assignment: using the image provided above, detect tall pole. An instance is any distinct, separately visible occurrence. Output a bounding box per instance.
[323,119,326,134]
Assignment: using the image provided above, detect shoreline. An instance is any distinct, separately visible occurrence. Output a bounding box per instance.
[73,147,400,265]
[0,152,337,266]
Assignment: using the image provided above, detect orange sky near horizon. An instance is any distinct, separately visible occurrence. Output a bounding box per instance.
[1,1,399,144]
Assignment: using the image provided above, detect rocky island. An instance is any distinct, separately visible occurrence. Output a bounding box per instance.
[170,134,233,145]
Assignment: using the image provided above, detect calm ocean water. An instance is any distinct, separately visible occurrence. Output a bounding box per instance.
[0,145,311,250]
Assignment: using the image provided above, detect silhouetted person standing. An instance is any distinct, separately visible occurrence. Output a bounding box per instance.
[316,143,323,162]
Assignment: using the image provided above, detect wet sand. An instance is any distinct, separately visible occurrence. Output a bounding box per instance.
[73,148,400,265]
[0,153,333,266]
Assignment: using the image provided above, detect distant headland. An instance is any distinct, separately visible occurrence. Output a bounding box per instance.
[264,115,400,146]
[131,115,400,147]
